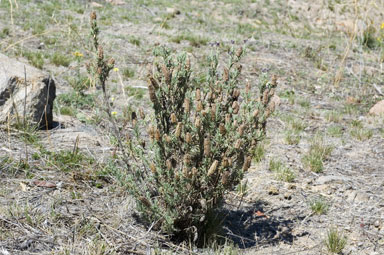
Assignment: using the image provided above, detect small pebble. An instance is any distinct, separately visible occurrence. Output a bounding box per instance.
[268,186,279,195]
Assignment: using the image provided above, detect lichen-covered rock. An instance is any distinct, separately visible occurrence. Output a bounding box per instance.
[0,53,56,128]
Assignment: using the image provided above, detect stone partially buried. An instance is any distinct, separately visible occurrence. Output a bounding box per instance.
[0,53,56,128]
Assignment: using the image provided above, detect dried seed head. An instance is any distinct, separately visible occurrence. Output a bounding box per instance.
[192,167,198,177]
[164,134,171,143]
[161,64,171,84]
[236,47,243,58]
[253,109,259,118]
[204,138,211,156]
[232,101,239,114]
[148,83,157,103]
[183,98,190,113]
[195,89,201,101]
[237,64,242,73]
[183,154,191,165]
[194,116,201,129]
[263,89,269,105]
[269,88,275,97]
[97,67,102,75]
[147,125,155,139]
[182,166,189,177]
[221,157,229,168]
[175,122,182,138]
[232,89,240,99]
[174,171,180,181]
[235,139,242,149]
[139,196,151,207]
[245,81,251,93]
[223,67,229,82]
[150,163,156,174]
[221,171,230,185]
[210,105,216,121]
[170,113,177,123]
[225,114,231,124]
[233,120,238,127]
[139,108,145,119]
[271,75,277,87]
[206,92,212,101]
[166,159,172,170]
[219,123,226,135]
[186,57,191,70]
[108,58,115,66]
[196,101,203,112]
[238,124,246,136]
[228,157,233,166]
[132,119,137,126]
[155,129,161,141]
[265,108,271,118]
[268,101,276,113]
[185,132,192,143]
[98,46,104,59]
[207,160,219,176]
[242,156,252,171]
[90,11,97,20]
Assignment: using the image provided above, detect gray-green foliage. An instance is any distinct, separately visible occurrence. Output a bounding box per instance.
[125,46,277,241]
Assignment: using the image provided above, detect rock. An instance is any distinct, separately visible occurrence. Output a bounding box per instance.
[315,175,350,185]
[268,185,279,195]
[369,100,384,116]
[0,53,56,128]
[91,2,103,8]
[166,7,181,15]
[346,190,357,202]
[106,0,125,5]
[283,192,292,200]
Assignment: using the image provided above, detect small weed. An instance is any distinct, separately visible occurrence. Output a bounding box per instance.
[325,110,341,123]
[310,198,329,215]
[44,149,94,172]
[128,36,141,46]
[302,137,333,173]
[125,86,146,100]
[325,228,347,254]
[122,67,135,79]
[327,125,343,137]
[170,33,208,47]
[23,51,44,69]
[276,168,295,182]
[269,159,295,182]
[269,158,283,172]
[0,27,10,38]
[50,52,71,67]
[298,98,311,108]
[284,130,301,145]
[252,143,265,163]
[57,92,95,109]
[350,127,373,141]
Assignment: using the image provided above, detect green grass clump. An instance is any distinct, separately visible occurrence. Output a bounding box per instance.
[302,137,333,173]
[23,51,44,69]
[310,198,329,215]
[325,228,347,254]
[269,159,295,182]
[50,52,71,67]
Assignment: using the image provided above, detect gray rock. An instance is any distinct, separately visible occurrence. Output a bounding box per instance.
[315,175,350,185]
[0,53,56,128]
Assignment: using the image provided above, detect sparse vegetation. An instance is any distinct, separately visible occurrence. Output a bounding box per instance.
[325,228,347,254]
[302,136,333,173]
